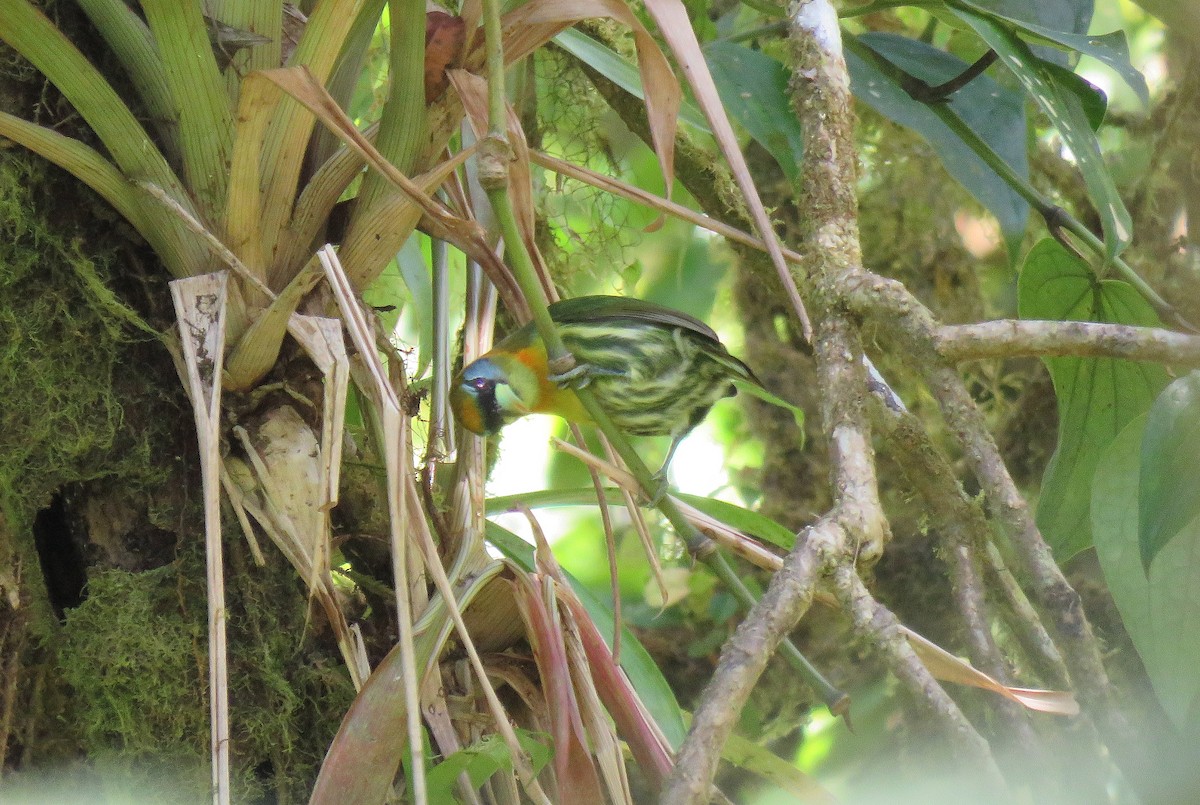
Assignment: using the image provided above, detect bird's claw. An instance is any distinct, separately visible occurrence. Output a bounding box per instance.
[642,472,671,508]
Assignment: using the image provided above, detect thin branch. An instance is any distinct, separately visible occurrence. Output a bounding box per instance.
[663,518,836,804]
[870,398,1070,689]
[938,319,1200,365]
[668,1,901,799]
[981,542,1069,688]
[835,267,1159,787]
[830,566,1008,792]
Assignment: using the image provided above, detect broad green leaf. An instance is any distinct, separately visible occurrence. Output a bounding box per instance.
[425,731,552,795]
[703,41,805,186]
[846,33,1030,254]
[1042,62,1108,131]
[1139,371,1200,571]
[554,28,710,132]
[954,7,1133,259]
[0,1,196,215]
[1018,239,1168,559]
[485,522,688,749]
[956,0,1148,103]
[1093,415,1200,735]
[141,0,235,219]
[971,0,1091,35]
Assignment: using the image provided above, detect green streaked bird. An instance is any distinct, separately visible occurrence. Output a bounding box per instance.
[451,295,762,469]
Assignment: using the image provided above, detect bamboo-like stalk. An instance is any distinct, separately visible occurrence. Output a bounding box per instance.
[319,247,427,803]
[170,273,232,805]
[350,0,427,219]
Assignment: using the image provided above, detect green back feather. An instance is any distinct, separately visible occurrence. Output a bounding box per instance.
[547,295,762,387]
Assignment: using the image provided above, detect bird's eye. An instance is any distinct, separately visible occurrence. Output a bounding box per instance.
[470,377,491,391]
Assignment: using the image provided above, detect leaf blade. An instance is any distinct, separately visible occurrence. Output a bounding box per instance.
[1018,239,1168,558]
[1139,371,1200,571]
[953,6,1133,259]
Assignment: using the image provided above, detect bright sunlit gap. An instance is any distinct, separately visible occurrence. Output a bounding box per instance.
[485,401,752,550]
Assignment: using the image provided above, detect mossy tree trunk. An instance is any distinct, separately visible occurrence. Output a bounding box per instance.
[0,36,356,804]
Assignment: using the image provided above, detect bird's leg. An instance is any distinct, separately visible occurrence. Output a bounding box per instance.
[643,431,686,507]
[548,362,624,389]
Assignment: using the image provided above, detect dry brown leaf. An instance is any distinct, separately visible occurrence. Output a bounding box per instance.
[511,570,607,802]
[641,0,811,339]
[902,627,1080,716]
[169,272,232,805]
[249,66,527,316]
[426,12,466,103]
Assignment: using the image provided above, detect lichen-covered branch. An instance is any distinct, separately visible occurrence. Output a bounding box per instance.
[938,319,1200,364]
[660,518,834,804]
[664,1,1006,799]
[830,566,1007,790]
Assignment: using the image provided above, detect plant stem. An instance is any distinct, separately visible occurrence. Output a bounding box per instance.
[478,0,842,712]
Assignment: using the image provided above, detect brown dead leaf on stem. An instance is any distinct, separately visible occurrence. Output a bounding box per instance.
[425,11,466,103]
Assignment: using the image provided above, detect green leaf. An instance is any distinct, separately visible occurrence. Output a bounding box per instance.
[703,41,805,186]
[676,494,797,550]
[0,111,200,279]
[970,0,1091,36]
[258,0,364,267]
[485,522,688,749]
[953,7,1133,259]
[425,731,551,796]
[1093,415,1200,735]
[1043,62,1108,131]
[397,235,434,378]
[1139,371,1200,571]
[554,28,709,132]
[0,1,196,214]
[76,0,179,161]
[1018,239,1169,559]
[955,0,1148,104]
[846,33,1030,254]
[140,0,236,219]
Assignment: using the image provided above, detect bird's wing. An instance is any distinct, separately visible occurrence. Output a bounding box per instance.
[549,295,762,386]
[548,295,721,341]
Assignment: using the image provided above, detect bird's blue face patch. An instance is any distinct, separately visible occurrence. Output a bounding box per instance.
[453,358,518,435]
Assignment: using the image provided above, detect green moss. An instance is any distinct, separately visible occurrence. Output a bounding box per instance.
[57,548,357,802]
[0,155,158,531]
[57,565,209,801]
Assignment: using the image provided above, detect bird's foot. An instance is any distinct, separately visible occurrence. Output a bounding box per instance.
[642,471,671,508]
